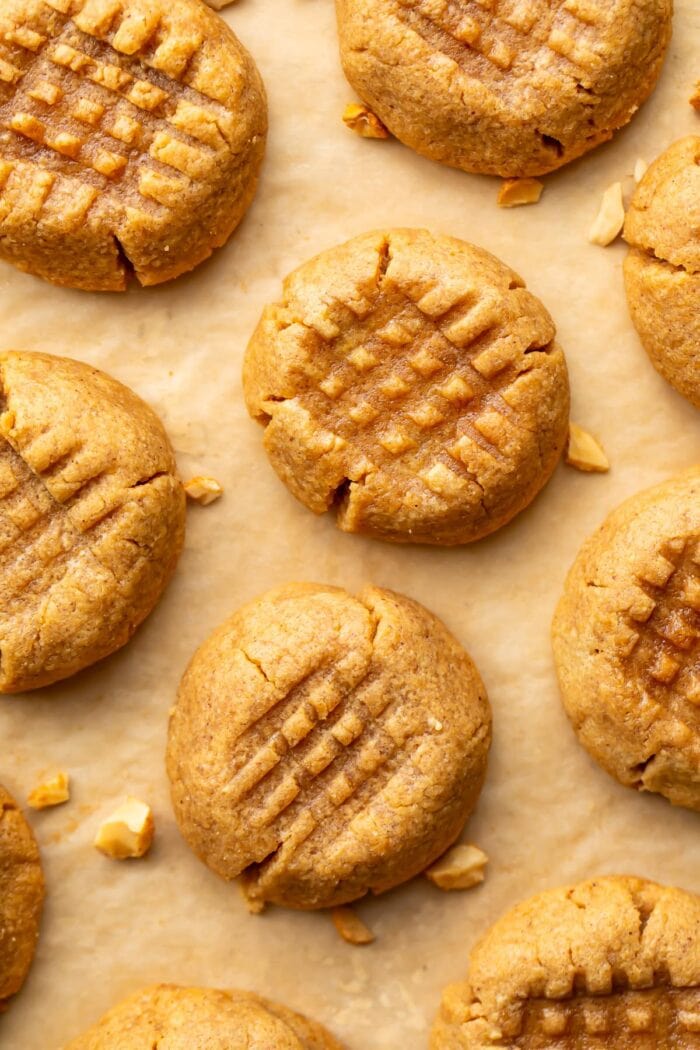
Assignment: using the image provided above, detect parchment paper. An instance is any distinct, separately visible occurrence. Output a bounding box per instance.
[1,3,699,1048]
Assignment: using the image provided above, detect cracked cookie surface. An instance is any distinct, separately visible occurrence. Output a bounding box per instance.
[552,468,700,811]
[0,349,186,693]
[624,136,700,409]
[0,0,267,290]
[0,784,44,1012]
[431,875,700,1048]
[63,984,344,1049]
[167,582,491,910]
[243,229,569,546]
[335,0,672,177]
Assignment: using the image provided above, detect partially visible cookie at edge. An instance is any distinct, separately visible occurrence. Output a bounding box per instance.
[63,984,344,1049]
[243,228,570,546]
[624,136,700,409]
[336,0,672,177]
[0,350,186,693]
[167,582,491,911]
[431,875,700,1048]
[0,784,44,1012]
[0,0,267,290]
[552,467,700,811]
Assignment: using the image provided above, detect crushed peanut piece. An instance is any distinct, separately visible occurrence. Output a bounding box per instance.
[566,423,610,473]
[184,475,223,506]
[690,81,700,111]
[425,844,488,891]
[588,182,625,246]
[342,103,389,140]
[497,177,544,208]
[332,906,375,945]
[633,158,648,183]
[94,797,154,859]
[27,771,70,809]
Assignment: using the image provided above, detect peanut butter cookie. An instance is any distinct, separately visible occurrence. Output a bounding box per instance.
[624,137,700,409]
[0,784,44,1012]
[432,875,700,1048]
[243,229,569,545]
[552,468,700,811]
[167,583,491,911]
[336,0,672,177]
[64,984,344,1049]
[0,350,186,693]
[0,0,267,290]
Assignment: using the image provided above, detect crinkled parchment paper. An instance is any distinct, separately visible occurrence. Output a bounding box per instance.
[1,2,699,1048]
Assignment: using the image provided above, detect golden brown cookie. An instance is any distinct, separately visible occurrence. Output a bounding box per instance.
[0,0,267,291]
[624,137,700,409]
[0,784,44,1012]
[0,349,186,693]
[167,582,491,911]
[63,984,344,1049]
[431,875,700,1048]
[336,0,672,177]
[243,229,569,546]
[552,468,700,811]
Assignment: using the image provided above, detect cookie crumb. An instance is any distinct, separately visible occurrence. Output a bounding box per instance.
[27,772,70,810]
[588,182,625,246]
[690,82,700,110]
[332,906,375,945]
[342,103,389,140]
[94,798,154,860]
[566,423,610,473]
[425,844,488,890]
[633,158,648,183]
[184,476,224,506]
[497,178,543,207]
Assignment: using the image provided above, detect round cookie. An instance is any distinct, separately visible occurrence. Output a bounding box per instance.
[624,137,700,408]
[0,0,267,291]
[0,784,44,1011]
[0,350,186,693]
[167,582,491,911]
[243,229,569,546]
[552,468,700,811]
[336,0,672,177]
[64,984,344,1049]
[431,875,700,1048]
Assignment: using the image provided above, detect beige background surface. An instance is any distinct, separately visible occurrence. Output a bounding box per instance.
[1,2,699,1047]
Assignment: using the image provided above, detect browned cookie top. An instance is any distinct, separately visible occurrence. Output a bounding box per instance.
[0,0,267,289]
[432,876,700,1048]
[244,229,569,545]
[63,985,344,1049]
[167,583,491,910]
[0,784,44,1012]
[0,350,186,693]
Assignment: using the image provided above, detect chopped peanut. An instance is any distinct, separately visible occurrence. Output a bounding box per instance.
[633,158,648,183]
[331,906,375,945]
[184,475,223,506]
[342,103,389,140]
[94,798,154,859]
[27,772,70,809]
[690,81,700,111]
[588,182,625,246]
[425,844,488,891]
[566,423,610,473]
[497,177,544,208]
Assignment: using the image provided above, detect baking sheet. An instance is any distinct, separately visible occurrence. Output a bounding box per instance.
[1,2,699,1047]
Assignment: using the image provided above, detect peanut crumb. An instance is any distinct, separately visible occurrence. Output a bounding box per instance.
[27,771,70,809]
[566,423,610,473]
[588,182,625,246]
[184,475,223,506]
[633,158,648,183]
[331,906,375,945]
[497,177,543,208]
[342,103,389,140]
[425,844,488,891]
[94,798,154,859]
[690,82,700,111]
